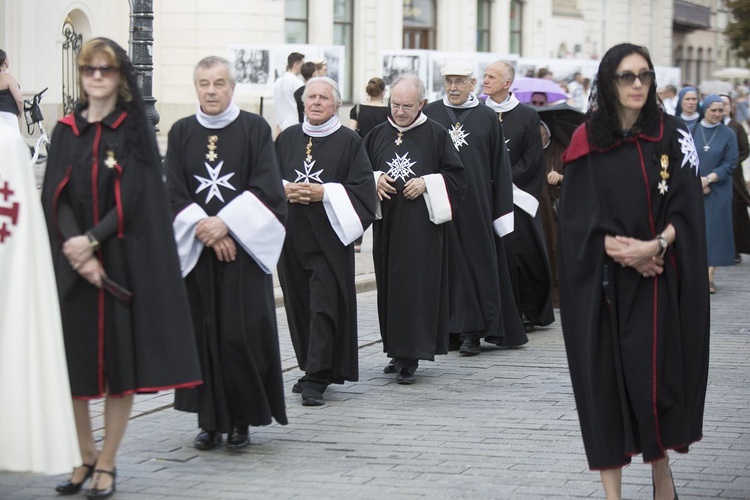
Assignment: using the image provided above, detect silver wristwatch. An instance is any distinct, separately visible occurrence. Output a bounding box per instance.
[656,234,668,258]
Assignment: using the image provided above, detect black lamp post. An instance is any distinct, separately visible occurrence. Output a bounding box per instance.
[128,0,159,128]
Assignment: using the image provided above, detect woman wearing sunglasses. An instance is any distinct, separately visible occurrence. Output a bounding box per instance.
[41,38,202,499]
[558,43,710,500]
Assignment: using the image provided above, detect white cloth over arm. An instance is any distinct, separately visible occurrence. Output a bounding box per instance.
[373,171,384,220]
[173,202,209,277]
[493,211,514,237]
[422,173,453,224]
[218,190,286,274]
[322,183,364,245]
[512,183,540,217]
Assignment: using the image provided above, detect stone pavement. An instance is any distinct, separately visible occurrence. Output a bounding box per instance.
[2,234,749,499]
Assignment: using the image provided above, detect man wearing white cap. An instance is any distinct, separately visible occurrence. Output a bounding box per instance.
[423,60,527,355]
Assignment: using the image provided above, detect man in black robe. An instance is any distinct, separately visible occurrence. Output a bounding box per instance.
[276,77,377,406]
[165,56,288,451]
[363,74,466,384]
[483,60,554,332]
[423,60,527,355]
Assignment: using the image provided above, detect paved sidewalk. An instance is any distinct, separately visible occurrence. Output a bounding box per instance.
[2,243,749,499]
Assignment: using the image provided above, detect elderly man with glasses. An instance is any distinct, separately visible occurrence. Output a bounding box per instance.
[362,74,466,384]
[423,60,527,356]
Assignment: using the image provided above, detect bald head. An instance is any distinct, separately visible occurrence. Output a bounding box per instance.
[483,61,514,102]
[390,74,426,127]
[390,73,426,102]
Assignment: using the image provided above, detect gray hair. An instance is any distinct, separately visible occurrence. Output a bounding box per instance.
[301,76,342,106]
[194,55,236,86]
[390,73,426,102]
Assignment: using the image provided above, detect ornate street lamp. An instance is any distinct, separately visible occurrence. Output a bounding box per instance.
[128,0,159,128]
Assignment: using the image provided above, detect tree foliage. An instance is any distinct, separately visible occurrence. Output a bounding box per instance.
[726,0,750,60]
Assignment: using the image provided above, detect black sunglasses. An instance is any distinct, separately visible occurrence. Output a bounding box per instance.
[614,70,655,86]
[80,65,118,77]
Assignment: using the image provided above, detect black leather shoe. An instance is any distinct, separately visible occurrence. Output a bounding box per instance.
[194,429,223,450]
[226,425,250,451]
[301,387,325,406]
[383,359,397,374]
[292,382,302,393]
[55,463,95,494]
[86,468,116,499]
[459,338,481,356]
[522,318,535,333]
[396,368,416,385]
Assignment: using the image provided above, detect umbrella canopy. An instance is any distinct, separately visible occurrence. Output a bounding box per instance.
[511,77,568,105]
[712,67,750,79]
[537,103,586,147]
[698,80,733,95]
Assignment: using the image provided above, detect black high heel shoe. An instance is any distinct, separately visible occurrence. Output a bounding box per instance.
[86,468,116,499]
[55,463,95,495]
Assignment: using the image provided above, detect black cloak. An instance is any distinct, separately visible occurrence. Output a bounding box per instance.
[41,107,202,398]
[558,112,710,469]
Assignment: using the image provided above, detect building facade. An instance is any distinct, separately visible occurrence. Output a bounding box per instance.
[0,0,744,138]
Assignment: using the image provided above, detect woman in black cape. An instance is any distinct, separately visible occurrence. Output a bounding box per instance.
[42,38,201,498]
[558,43,709,499]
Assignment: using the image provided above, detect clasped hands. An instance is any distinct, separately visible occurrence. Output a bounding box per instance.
[605,235,663,278]
[285,182,324,205]
[377,174,425,201]
[63,235,105,288]
[196,216,236,262]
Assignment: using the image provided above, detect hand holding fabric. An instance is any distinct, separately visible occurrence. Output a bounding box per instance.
[547,170,564,185]
[77,257,106,288]
[63,235,95,270]
[196,216,229,247]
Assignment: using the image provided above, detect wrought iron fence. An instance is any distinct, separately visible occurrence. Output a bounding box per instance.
[61,18,82,115]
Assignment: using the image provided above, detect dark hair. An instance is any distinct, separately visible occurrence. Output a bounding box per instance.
[300,61,317,80]
[536,67,551,79]
[587,43,660,149]
[287,52,305,70]
[365,77,385,98]
[0,49,6,67]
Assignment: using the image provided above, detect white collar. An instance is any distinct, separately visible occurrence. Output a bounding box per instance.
[485,93,519,113]
[680,112,699,122]
[387,112,428,133]
[196,102,240,129]
[700,119,720,129]
[302,114,342,137]
[443,92,480,109]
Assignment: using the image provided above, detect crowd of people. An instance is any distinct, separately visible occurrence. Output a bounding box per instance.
[3,39,749,500]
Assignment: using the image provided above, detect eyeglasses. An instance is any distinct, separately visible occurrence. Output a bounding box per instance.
[614,70,655,86]
[531,100,547,106]
[80,65,118,77]
[444,77,470,87]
